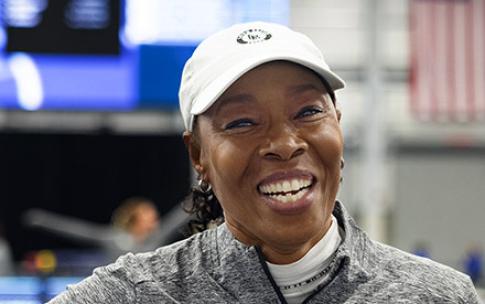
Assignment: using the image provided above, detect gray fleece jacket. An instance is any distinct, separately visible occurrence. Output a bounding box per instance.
[49,202,481,303]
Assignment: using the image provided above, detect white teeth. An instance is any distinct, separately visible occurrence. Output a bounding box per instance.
[258,178,313,203]
[282,181,291,192]
[276,195,287,203]
[270,188,308,204]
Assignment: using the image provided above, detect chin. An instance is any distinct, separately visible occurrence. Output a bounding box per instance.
[264,217,325,244]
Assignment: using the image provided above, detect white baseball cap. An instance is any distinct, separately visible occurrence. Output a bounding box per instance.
[179,21,345,131]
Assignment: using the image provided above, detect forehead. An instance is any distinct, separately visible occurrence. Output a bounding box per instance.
[209,61,327,111]
[228,61,323,90]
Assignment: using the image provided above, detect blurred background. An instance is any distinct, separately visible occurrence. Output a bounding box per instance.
[0,0,484,301]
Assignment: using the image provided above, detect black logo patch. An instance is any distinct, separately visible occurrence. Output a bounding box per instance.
[237,28,272,44]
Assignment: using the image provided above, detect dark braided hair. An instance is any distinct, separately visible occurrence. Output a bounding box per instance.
[182,118,224,234]
[183,181,224,234]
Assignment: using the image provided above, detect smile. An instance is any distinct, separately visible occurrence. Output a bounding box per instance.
[258,177,314,204]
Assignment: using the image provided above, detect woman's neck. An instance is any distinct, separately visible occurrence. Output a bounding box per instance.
[226,216,333,264]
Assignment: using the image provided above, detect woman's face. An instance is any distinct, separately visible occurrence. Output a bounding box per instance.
[186,61,343,263]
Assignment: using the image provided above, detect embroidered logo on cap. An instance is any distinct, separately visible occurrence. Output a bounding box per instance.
[237,29,272,44]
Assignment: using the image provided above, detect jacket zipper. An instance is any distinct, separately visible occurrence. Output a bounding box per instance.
[255,246,289,304]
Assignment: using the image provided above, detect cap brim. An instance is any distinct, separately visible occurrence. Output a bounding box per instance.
[190,51,345,116]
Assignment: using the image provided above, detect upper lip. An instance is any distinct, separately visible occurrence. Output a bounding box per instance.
[257,169,315,190]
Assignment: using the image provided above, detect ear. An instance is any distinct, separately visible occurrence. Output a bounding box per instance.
[183,131,204,175]
[336,108,342,123]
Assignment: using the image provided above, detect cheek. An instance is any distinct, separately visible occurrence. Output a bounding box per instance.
[310,123,343,166]
[204,140,259,220]
[203,139,254,194]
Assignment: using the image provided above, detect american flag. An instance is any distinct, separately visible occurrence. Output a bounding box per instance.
[409,0,485,122]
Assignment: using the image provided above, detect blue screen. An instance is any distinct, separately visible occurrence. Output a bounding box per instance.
[0,0,289,111]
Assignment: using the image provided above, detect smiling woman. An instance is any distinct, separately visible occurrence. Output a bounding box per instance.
[48,22,481,304]
[186,61,343,265]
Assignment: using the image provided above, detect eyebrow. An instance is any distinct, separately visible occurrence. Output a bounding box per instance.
[212,83,325,116]
[213,93,255,116]
[286,83,325,97]
[217,93,254,105]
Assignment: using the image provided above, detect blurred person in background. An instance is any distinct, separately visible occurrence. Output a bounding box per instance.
[23,197,189,261]
[48,22,481,303]
[0,221,14,275]
[412,241,431,259]
[464,244,483,286]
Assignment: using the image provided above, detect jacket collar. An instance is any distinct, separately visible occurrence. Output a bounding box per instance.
[210,221,282,302]
[306,201,374,302]
[209,201,373,302]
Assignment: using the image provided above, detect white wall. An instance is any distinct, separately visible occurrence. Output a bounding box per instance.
[393,152,485,268]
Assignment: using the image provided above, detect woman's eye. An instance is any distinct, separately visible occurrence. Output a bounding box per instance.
[296,106,323,119]
[224,118,255,130]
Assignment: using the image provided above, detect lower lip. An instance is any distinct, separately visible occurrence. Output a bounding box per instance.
[260,184,315,215]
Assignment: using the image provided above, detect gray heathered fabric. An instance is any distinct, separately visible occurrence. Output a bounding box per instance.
[48,202,482,304]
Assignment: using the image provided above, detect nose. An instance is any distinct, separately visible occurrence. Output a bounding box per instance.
[259,124,308,161]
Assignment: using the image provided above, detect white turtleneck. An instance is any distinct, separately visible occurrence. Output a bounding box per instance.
[266,215,342,304]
